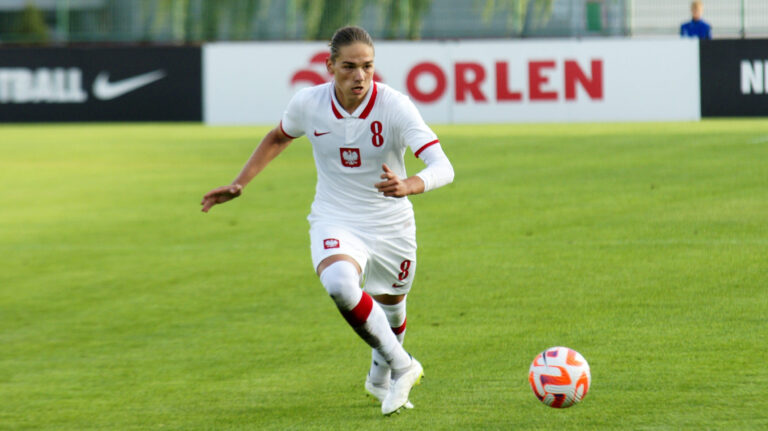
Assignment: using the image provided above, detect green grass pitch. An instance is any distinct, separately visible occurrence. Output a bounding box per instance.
[1,120,767,430]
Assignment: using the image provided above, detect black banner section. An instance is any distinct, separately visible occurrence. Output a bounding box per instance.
[700,39,768,117]
[0,46,201,122]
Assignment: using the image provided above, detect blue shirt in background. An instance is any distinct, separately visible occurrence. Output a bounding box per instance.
[680,19,712,39]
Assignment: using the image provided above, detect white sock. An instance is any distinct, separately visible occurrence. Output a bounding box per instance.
[368,350,390,385]
[379,299,407,343]
[319,261,410,370]
[368,299,408,384]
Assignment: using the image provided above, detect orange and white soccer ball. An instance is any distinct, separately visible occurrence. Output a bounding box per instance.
[529,346,591,408]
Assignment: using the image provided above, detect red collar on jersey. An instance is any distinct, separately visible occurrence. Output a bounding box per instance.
[359,82,378,119]
[331,82,378,120]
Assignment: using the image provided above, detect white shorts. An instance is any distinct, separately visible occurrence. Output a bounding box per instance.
[309,221,417,296]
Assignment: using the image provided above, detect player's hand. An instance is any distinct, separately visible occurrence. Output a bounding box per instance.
[375,164,409,198]
[201,184,243,212]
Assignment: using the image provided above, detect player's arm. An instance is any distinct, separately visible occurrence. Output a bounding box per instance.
[376,94,454,198]
[201,125,293,212]
[375,143,454,198]
[413,143,454,193]
[231,125,294,189]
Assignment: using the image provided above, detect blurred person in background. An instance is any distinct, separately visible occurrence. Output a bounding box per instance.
[680,0,712,39]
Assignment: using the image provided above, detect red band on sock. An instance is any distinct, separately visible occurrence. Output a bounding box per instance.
[391,317,407,335]
[342,292,373,327]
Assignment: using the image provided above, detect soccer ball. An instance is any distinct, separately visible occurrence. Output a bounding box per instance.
[528,346,591,408]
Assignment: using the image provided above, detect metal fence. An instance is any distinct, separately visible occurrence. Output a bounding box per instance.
[631,0,768,38]
[0,0,765,44]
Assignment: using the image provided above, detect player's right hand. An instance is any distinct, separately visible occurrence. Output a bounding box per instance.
[201,184,243,212]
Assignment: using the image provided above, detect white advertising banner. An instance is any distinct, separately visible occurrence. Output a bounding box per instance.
[204,39,700,125]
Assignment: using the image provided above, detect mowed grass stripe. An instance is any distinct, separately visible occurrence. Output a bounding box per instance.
[1,121,766,430]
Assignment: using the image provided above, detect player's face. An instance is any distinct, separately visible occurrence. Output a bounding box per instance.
[327,42,375,111]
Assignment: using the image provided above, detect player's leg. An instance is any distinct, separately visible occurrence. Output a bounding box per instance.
[366,293,412,407]
[317,256,412,373]
[366,294,407,384]
[362,231,421,415]
[365,236,415,375]
[373,294,408,344]
[310,224,413,388]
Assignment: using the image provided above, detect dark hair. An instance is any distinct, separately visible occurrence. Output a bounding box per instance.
[329,26,374,62]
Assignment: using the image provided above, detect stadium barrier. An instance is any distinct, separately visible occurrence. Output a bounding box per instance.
[2,39,766,124]
[203,39,701,125]
[0,46,202,122]
[700,39,768,117]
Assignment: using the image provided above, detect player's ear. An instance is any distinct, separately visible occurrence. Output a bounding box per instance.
[326,57,334,76]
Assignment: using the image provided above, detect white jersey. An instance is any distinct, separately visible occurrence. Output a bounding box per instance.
[280,82,439,230]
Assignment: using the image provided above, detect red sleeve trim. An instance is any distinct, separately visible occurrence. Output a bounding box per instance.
[414,139,439,158]
[279,120,298,139]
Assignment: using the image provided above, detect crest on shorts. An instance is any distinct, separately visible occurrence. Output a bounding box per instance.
[340,148,361,167]
[323,238,340,249]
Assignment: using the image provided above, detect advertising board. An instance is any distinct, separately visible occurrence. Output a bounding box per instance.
[700,39,768,117]
[0,46,202,122]
[204,39,700,125]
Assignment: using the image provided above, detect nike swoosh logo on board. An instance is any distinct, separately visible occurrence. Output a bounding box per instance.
[93,70,167,101]
[314,130,331,136]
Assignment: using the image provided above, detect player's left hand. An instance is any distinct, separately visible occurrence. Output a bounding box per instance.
[375,164,410,198]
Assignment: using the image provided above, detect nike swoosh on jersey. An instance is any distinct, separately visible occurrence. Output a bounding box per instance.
[93,70,167,101]
[314,130,331,136]
[392,282,406,288]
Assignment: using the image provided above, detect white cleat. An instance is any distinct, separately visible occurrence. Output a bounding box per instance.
[381,358,423,416]
[366,378,414,409]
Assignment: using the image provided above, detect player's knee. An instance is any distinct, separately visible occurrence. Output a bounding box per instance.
[319,260,361,309]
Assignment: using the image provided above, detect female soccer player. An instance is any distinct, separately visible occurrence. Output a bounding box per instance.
[201,26,454,415]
